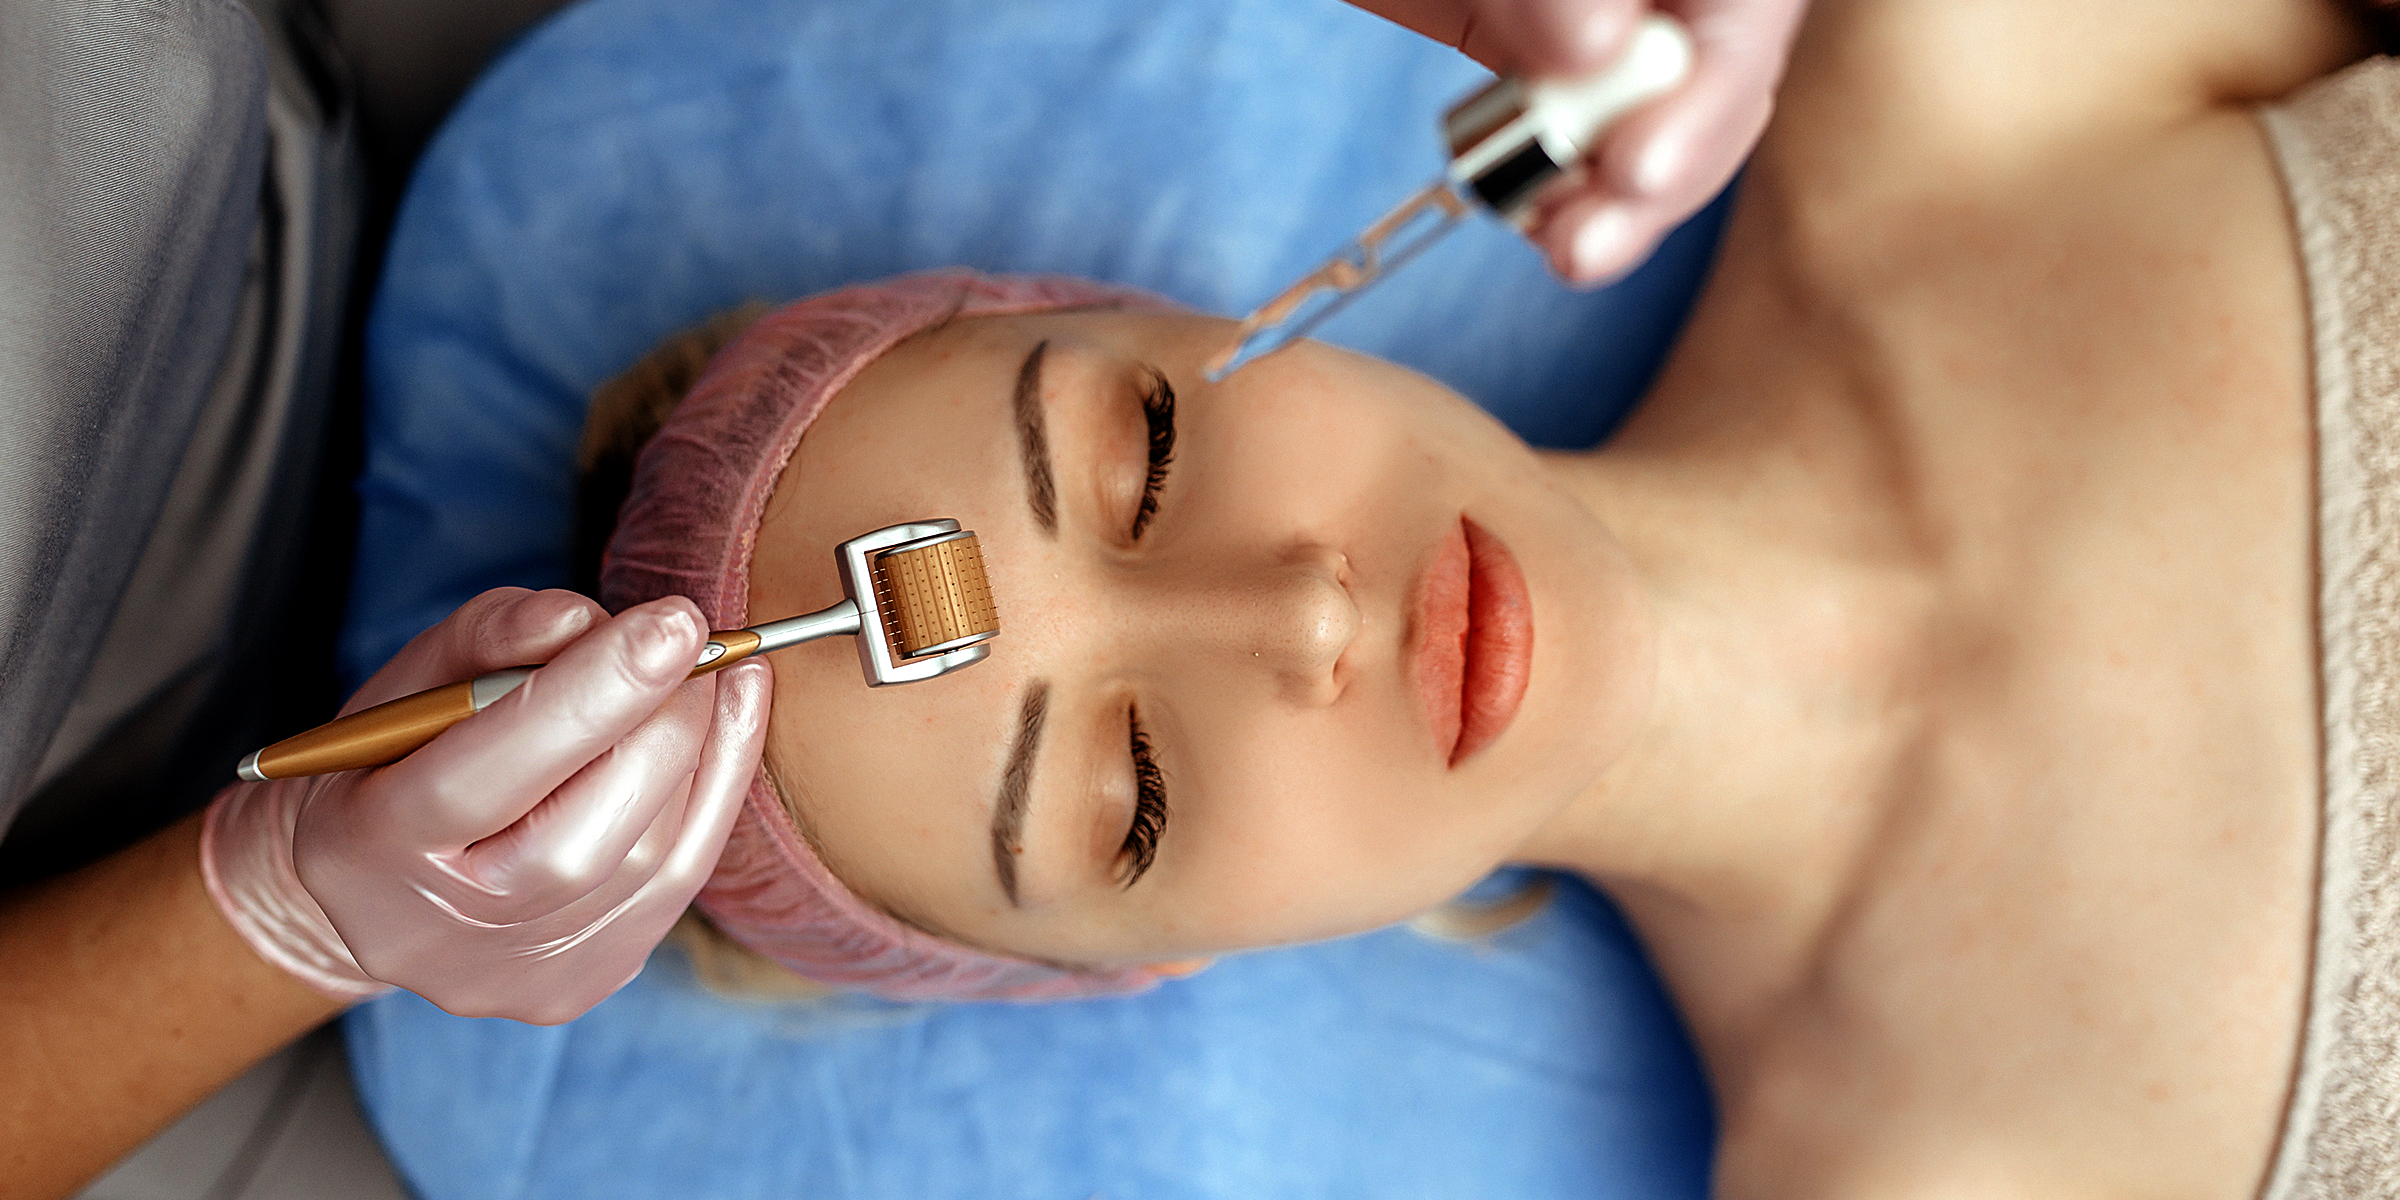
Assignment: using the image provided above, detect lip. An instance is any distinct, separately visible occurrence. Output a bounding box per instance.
[1410,516,1534,766]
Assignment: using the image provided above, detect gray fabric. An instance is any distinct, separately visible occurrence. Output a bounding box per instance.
[0,0,270,829]
[0,0,363,883]
[2,5,410,1197]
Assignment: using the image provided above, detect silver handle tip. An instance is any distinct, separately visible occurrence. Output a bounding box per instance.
[236,749,268,784]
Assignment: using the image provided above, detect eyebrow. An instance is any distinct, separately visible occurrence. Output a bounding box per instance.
[1013,340,1056,535]
[991,680,1049,906]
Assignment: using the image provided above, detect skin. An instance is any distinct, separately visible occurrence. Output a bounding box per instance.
[750,315,1655,965]
[0,815,341,1200]
[755,0,2373,1195]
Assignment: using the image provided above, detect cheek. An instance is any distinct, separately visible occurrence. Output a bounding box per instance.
[1209,384,1411,504]
[1196,362,1521,551]
[1160,703,1543,948]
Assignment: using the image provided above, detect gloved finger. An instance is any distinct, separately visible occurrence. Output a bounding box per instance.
[345,588,607,713]
[520,660,771,1025]
[1523,189,1645,285]
[447,674,717,923]
[531,773,696,951]
[419,661,768,1024]
[410,779,693,1021]
[640,657,768,901]
[369,596,708,847]
[514,658,766,952]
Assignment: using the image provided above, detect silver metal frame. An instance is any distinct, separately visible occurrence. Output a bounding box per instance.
[835,519,995,686]
[469,666,537,711]
[722,519,997,685]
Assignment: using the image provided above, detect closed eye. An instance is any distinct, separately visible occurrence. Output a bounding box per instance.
[1130,368,1176,540]
[1120,705,1168,887]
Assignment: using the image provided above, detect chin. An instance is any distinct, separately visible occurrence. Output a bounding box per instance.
[1445,520,1654,878]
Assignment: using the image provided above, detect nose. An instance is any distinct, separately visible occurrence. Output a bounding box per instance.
[1155,544,1357,704]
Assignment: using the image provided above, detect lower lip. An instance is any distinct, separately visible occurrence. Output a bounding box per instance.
[1413,517,1534,766]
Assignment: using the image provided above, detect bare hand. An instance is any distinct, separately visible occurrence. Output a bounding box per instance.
[1358,0,1807,283]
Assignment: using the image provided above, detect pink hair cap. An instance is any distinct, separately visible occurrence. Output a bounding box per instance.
[600,270,1170,1002]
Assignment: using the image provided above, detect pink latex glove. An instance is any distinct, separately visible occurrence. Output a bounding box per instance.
[1355,0,1807,283]
[201,588,769,1025]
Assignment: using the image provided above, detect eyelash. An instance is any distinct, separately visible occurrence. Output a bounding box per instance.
[1129,369,1177,540]
[1119,706,1168,888]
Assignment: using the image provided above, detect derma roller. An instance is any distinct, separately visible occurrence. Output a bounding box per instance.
[236,520,998,782]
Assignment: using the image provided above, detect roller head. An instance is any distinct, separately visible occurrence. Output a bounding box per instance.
[835,520,999,686]
[873,532,999,658]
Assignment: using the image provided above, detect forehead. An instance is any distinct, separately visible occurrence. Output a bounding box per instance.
[768,308,1174,512]
[750,306,1172,598]
[739,309,1137,922]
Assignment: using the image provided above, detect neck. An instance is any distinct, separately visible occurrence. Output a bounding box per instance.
[1515,195,1939,1052]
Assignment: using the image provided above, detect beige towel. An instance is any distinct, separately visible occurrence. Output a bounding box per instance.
[2258,55,2400,1200]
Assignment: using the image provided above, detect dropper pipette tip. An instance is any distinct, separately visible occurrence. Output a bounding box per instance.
[1202,333,1266,383]
[1203,306,1299,382]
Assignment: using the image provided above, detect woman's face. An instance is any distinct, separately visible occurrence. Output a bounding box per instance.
[749,308,1653,967]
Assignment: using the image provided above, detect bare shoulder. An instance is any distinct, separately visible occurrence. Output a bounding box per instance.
[1769,0,2371,188]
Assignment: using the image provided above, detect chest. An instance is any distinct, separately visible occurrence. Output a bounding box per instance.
[1704,111,2322,1200]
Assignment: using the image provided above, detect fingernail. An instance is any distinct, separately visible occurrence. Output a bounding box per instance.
[1570,208,1629,282]
[548,587,601,623]
[725,659,771,701]
[502,589,593,645]
[719,661,773,730]
[633,606,700,679]
[1632,134,1682,197]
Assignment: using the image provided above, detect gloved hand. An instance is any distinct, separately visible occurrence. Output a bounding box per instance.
[201,588,770,1025]
[1357,0,1808,283]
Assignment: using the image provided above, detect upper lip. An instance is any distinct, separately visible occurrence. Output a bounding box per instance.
[1452,516,1530,765]
[1408,521,1474,761]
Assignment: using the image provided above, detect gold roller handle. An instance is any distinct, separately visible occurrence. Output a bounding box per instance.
[688,628,762,676]
[237,629,769,782]
[243,680,479,781]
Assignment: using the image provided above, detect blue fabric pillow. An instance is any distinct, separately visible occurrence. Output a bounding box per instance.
[343,0,1726,1196]
[351,873,1713,1200]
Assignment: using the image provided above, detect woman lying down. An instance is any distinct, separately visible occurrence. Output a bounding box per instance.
[337,0,2400,1193]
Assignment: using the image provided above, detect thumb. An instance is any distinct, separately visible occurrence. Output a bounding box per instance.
[1468,0,1643,76]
